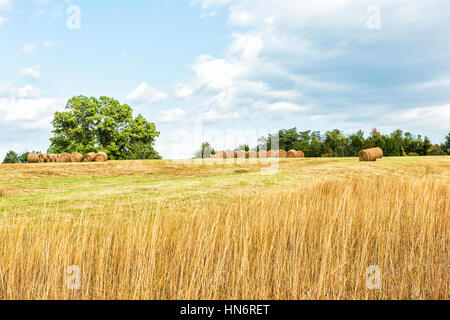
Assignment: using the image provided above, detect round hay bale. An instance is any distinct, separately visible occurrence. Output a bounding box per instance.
[210,154,215,159]
[38,153,46,163]
[41,154,50,163]
[71,152,83,162]
[258,150,268,158]
[236,150,246,159]
[59,152,71,163]
[48,154,55,162]
[27,154,40,163]
[215,151,226,159]
[247,150,258,158]
[267,150,278,158]
[286,150,297,158]
[295,150,305,158]
[359,148,383,162]
[226,151,236,159]
[95,152,108,162]
[83,152,96,162]
[375,147,384,159]
[278,150,287,158]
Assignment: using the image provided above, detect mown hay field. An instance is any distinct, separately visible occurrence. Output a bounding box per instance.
[0,157,448,300]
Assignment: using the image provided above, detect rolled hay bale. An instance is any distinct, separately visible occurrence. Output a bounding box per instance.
[38,153,46,163]
[27,154,40,163]
[286,150,297,158]
[358,147,384,162]
[48,154,56,162]
[268,150,278,158]
[83,152,96,162]
[41,154,50,163]
[375,147,384,159]
[226,150,236,159]
[210,154,215,159]
[278,150,287,158]
[295,150,305,158]
[59,152,71,163]
[236,150,246,159]
[247,150,258,158]
[95,152,108,162]
[71,152,83,163]
[258,150,268,158]
[215,151,226,159]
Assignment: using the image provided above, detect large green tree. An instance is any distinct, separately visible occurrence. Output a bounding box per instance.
[49,96,161,160]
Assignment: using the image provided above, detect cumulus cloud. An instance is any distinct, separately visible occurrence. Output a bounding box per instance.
[127,82,168,104]
[21,44,37,56]
[0,97,63,126]
[157,108,186,123]
[19,66,42,80]
[0,83,42,99]
[179,0,450,142]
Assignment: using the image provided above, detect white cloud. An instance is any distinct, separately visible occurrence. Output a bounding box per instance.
[127,82,168,104]
[0,97,63,127]
[200,109,240,122]
[385,105,450,130]
[0,83,42,99]
[265,102,309,112]
[0,0,12,10]
[21,44,37,56]
[0,16,8,27]
[227,32,264,59]
[175,84,196,99]
[19,66,42,80]
[157,108,186,123]
[192,55,243,90]
[43,40,62,48]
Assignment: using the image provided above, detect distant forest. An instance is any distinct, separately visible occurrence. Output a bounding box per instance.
[197,129,450,158]
[258,128,449,157]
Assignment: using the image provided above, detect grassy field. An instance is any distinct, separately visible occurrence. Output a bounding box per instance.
[0,156,448,300]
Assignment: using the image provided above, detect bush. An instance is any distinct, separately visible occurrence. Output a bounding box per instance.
[3,150,19,164]
[407,152,420,157]
[19,152,29,163]
[427,146,444,156]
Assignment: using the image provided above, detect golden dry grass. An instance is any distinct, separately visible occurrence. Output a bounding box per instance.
[0,157,448,300]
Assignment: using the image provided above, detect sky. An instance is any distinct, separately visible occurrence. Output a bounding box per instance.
[1,0,449,160]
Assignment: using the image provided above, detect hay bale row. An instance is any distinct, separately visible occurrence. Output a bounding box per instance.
[211,149,305,159]
[27,154,40,163]
[358,148,383,162]
[28,152,108,163]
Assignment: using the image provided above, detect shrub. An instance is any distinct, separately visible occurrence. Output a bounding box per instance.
[427,146,444,156]
[2,151,19,164]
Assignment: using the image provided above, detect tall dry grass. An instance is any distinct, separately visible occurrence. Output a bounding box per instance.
[0,175,447,300]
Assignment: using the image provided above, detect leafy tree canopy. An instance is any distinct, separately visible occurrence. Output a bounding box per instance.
[48,96,161,160]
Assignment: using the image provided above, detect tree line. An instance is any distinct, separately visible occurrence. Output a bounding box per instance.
[195,129,450,159]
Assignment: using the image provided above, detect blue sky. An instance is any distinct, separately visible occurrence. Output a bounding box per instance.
[1,0,449,159]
